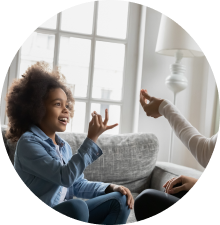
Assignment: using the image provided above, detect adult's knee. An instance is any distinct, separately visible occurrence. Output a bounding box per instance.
[135,189,156,206]
[134,189,177,221]
[135,189,178,208]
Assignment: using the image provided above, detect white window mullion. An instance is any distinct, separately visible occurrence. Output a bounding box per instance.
[16,50,21,79]
[35,28,57,35]
[4,50,21,125]
[84,1,99,133]
[131,5,147,133]
[95,36,127,44]
[0,67,10,125]
[120,3,141,133]
[53,13,62,69]
[116,3,131,134]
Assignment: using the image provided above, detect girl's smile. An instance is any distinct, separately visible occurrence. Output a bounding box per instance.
[59,120,67,126]
[38,88,70,144]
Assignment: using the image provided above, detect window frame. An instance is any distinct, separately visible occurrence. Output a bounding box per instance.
[2,2,142,134]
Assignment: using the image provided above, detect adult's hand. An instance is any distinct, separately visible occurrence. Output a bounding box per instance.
[139,89,164,118]
[163,175,198,194]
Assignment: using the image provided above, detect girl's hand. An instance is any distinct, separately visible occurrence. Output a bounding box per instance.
[163,175,198,194]
[139,89,164,118]
[113,185,134,209]
[87,109,118,143]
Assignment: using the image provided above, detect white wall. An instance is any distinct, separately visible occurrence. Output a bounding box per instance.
[138,8,218,172]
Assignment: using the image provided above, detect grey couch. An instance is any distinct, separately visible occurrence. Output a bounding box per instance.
[1,125,202,223]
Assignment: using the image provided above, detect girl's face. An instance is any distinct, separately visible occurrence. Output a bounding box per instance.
[38,88,70,135]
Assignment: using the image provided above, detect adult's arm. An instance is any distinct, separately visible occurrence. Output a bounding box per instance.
[159,99,218,168]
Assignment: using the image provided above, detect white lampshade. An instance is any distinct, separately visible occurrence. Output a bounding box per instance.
[155,15,204,57]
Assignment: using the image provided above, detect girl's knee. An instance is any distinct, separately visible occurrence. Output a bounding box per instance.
[109,192,130,214]
[66,199,89,211]
[65,199,89,221]
[112,191,127,201]
[109,192,127,206]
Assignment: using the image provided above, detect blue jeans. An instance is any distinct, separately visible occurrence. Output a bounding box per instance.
[53,192,130,224]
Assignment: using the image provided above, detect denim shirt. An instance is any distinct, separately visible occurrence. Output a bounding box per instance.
[14,124,110,207]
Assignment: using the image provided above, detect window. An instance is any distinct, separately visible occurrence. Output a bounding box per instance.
[3,1,141,134]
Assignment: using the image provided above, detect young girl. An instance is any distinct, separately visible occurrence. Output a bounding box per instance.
[5,61,134,224]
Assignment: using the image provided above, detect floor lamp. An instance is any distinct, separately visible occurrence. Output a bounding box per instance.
[155,15,204,163]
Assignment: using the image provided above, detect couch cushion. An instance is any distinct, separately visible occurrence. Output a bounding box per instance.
[1,125,159,194]
[1,125,16,164]
[57,132,159,193]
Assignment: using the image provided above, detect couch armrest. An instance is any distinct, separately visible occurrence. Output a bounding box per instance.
[149,161,202,191]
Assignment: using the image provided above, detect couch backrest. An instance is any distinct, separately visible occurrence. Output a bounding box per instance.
[2,125,159,193]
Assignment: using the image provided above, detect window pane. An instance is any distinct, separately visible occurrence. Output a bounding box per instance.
[91,103,120,134]
[59,37,91,98]
[66,101,86,133]
[97,1,129,39]
[39,15,57,29]
[61,2,94,34]
[19,32,55,77]
[92,41,125,101]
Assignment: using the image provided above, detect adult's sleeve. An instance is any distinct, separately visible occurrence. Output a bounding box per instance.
[159,99,218,168]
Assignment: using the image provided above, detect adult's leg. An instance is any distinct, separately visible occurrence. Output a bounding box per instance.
[134,189,180,221]
[85,192,130,225]
[53,199,89,222]
[168,191,188,199]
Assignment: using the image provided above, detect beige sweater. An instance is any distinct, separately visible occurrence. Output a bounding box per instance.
[159,99,218,168]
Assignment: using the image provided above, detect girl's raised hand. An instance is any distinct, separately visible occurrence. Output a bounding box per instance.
[87,109,118,143]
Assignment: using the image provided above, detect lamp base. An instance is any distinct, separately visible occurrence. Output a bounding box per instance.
[165,73,188,94]
[165,52,188,94]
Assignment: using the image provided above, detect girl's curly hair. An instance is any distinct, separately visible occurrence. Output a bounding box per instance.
[5,61,75,142]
